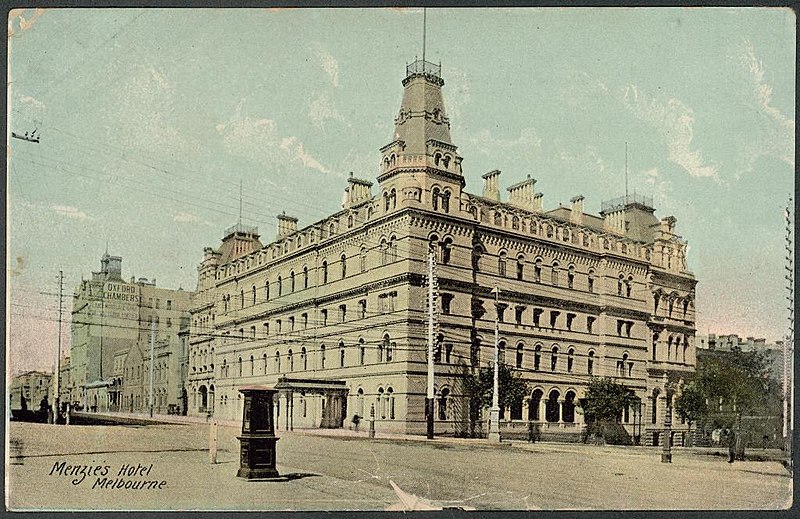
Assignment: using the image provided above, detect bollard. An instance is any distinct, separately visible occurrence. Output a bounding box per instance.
[368,403,376,439]
[209,419,218,464]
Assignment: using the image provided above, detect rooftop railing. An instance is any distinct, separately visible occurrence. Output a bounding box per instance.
[406,59,441,78]
[601,193,654,214]
[224,222,259,237]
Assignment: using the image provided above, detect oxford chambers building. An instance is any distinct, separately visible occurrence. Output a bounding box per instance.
[187,58,697,445]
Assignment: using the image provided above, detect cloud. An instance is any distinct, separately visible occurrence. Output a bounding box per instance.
[310,42,339,88]
[307,91,344,130]
[51,205,90,220]
[217,100,339,178]
[620,85,718,181]
[556,146,608,177]
[467,127,542,158]
[739,39,794,168]
[173,211,213,226]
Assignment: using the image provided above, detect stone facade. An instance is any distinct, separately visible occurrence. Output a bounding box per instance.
[9,371,53,411]
[187,59,697,439]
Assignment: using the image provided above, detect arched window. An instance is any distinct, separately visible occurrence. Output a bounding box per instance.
[498,340,506,365]
[588,269,595,293]
[441,190,450,213]
[438,387,449,420]
[252,285,257,305]
[377,387,386,419]
[357,387,365,417]
[303,266,309,289]
[238,357,242,377]
[472,245,483,272]
[329,223,336,237]
[494,212,503,226]
[651,388,661,424]
[265,279,270,301]
[380,238,389,265]
[277,276,282,296]
[534,344,542,371]
[339,341,346,367]
[301,347,307,370]
[390,188,397,209]
[432,187,440,211]
[262,353,267,373]
[347,214,354,228]
[567,348,575,373]
[626,276,633,298]
[249,355,254,376]
[359,338,366,365]
[360,246,367,273]
[511,216,520,230]
[389,236,397,262]
[568,266,575,289]
[516,255,524,280]
[551,262,559,286]
[388,387,396,419]
[516,343,524,368]
[341,254,347,279]
[618,274,625,296]
[534,258,543,283]
[320,344,326,368]
[588,350,595,375]
[563,391,576,423]
[551,346,559,372]
[440,237,452,265]
[529,388,544,420]
[290,271,295,292]
[546,390,560,423]
[322,261,328,284]
[498,251,507,277]
[221,359,227,378]
[240,289,244,308]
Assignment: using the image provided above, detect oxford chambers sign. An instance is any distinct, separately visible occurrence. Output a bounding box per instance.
[103,282,141,303]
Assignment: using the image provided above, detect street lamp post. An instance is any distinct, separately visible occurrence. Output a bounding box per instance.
[488,287,501,443]
[661,380,674,463]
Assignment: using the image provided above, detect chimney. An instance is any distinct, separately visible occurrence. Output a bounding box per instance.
[570,195,584,224]
[343,172,374,208]
[481,170,501,201]
[507,175,536,210]
[533,192,544,213]
[277,212,298,238]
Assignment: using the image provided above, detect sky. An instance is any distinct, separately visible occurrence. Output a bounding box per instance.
[6,7,795,374]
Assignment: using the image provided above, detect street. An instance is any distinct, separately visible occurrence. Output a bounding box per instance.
[7,420,792,511]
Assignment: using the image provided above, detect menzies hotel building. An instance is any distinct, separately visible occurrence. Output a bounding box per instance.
[187,58,697,445]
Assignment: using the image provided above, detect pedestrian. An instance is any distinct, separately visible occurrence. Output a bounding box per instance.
[727,429,736,463]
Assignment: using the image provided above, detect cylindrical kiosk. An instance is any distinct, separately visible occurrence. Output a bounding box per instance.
[237,385,280,479]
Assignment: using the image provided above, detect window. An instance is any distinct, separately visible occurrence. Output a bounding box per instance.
[551,262,559,286]
[618,275,625,296]
[496,303,507,323]
[516,255,524,280]
[321,309,328,326]
[588,270,595,293]
[250,325,256,339]
[438,388,449,420]
[276,319,282,333]
[341,254,347,279]
[303,266,309,289]
[587,316,596,334]
[567,348,574,373]
[263,322,269,335]
[534,344,541,371]
[388,387,396,419]
[360,247,367,273]
[514,305,525,325]
[290,271,295,292]
[472,246,483,272]
[238,357,243,377]
[359,299,367,319]
[289,316,295,331]
[240,290,244,308]
[339,304,347,323]
[533,308,543,327]
[339,341,345,367]
[566,313,575,331]
[498,251,507,277]
[322,261,328,284]
[626,276,633,298]
[534,259,542,283]
[302,313,308,329]
[359,339,366,365]
[277,276,282,296]
[516,344,524,368]
[441,294,453,315]
[432,187,440,210]
[440,238,452,265]
[250,355,254,376]
[441,190,450,213]
[550,346,558,371]
[444,343,452,363]
[568,266,575,289]
[320,345,326,368]
[381,335,391,362]
[265,279,270,301]
[588,350,595,375]
[166,300,172,310]
[549,311,559,329]
[288,349,293,371]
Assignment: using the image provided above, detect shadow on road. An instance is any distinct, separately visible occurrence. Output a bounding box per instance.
[245,473,320,483]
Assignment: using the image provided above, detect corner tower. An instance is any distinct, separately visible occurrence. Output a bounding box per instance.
[378,59,464,211]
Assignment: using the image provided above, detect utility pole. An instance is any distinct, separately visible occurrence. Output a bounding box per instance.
[426,245,437,439]
[149,317,156,418]
[784,198,794,456]
[54,270,64,424]
[488,286,501,443]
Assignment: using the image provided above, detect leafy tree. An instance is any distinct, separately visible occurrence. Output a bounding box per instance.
[582,377,635,444]
[693,348,775,458]
[463,362,530,436]
[674,381,707,447]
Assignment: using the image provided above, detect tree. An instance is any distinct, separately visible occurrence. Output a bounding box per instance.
[582,377,635,445]
[674,381,707,447]
[693,348,775,459]
[463,362,530,436]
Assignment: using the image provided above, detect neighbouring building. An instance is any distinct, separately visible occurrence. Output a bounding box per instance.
[187,57,697,442]
[9,371,53,411]
[69,252,192,413]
